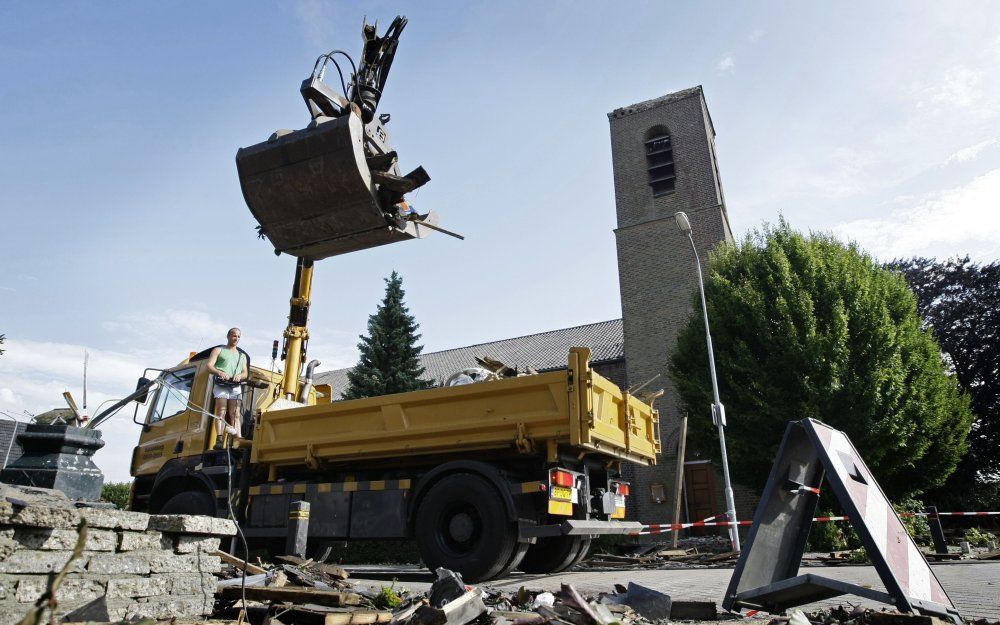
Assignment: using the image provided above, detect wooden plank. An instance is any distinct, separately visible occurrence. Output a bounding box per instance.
[211,549,268,575]
[278,605,392,625]
[218,585,362,607]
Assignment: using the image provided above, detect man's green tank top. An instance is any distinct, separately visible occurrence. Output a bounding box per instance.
[216,348,244,377]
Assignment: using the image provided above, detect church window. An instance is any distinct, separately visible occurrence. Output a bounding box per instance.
[645,130,675,196]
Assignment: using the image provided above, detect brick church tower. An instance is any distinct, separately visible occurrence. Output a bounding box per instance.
[608,86,736,524]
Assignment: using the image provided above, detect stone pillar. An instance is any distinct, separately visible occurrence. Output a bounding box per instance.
[0,425,105,501]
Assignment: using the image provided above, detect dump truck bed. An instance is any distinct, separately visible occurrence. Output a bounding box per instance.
[251,348,659,468]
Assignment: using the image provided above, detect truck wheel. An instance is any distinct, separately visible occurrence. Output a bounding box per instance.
[518,535,590,574]
[415,473,518,582]
[158,490,215,516]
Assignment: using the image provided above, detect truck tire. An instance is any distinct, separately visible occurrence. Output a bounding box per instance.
[517,535,590,574]
[158,490,215,516]
[415,473,519,582]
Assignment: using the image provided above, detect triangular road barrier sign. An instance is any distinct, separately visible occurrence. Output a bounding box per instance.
[723,418,962,625]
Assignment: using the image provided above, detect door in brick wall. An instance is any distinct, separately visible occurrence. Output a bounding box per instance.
[684,460,718,535]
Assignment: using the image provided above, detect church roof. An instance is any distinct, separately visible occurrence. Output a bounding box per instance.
[315,318,624,399]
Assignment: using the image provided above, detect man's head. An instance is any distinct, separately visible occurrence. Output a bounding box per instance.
[227,327,241,347]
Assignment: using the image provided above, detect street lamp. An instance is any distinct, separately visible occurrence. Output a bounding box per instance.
[673,211,741,551]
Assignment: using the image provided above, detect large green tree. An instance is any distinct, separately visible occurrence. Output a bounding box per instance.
[343,272,429,399]
[888,256,999,508]
[670,222,973,499]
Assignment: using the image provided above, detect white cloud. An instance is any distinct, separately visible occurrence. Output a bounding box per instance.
[747,29,765,43]
[945,138,998,165]
[291,0,339,49]
[716,56,735,72]
[833,167,1000,261]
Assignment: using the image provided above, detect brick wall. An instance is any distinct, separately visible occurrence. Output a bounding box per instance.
[607,87,758,528]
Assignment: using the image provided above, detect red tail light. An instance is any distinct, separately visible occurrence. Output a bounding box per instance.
[617,482,630,496]
[552,470,575,487]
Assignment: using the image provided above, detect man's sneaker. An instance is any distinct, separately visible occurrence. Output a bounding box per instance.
[225,425,239,437]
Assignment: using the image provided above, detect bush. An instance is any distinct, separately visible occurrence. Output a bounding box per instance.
[671,221,973,499]
[101,482,131,509]
[894,497,931,546]
[963,527,997,546]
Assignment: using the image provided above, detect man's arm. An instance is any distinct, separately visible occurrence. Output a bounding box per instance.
[235,354,248,382]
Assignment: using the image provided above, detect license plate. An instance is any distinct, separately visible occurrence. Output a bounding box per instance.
[550,485,575,502]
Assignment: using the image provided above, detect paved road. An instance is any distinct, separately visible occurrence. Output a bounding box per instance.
[346,561,1000,620]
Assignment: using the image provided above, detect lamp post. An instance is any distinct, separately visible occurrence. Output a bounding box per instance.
[673,211,740,551]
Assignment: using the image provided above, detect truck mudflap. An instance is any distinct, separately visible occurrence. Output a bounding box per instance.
[520,519,644,538]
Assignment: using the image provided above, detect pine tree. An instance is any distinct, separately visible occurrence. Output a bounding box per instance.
[343,272,429,399]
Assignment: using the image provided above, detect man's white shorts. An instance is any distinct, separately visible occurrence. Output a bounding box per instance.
[213,385,243,400]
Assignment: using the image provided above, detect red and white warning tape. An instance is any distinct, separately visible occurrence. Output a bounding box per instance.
[634,510,1000,535]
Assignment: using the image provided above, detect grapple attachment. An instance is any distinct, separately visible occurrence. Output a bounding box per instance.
[236,15,454,260]
[236,111,433,260]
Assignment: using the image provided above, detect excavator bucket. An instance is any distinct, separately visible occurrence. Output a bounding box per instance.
[236,111,431,260]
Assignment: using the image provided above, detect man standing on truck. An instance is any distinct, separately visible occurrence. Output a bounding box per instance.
[207,327,248,449]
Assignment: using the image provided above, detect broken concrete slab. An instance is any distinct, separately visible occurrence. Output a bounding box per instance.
[623,582,672,622]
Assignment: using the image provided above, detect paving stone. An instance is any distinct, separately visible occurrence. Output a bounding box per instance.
[118,530,164,551]
[0,501,81,529]
[147,551,222,574]
[106,575,170,599]
[173,534,222,554]
[87,552,151,575]
[106,595,211,620]
[14,576,106,603]
[148,514,237,536]
[0,549,88,574]
[12,527,116,551]
[78,508,150,531]
[168,572,217,596]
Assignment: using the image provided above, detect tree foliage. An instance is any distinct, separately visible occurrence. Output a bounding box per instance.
[343,272,429,399]
[0,334,5,357]
[670,222,973,499]
[887,256,1000,508]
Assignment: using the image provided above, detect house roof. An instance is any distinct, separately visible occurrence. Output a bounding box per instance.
[315,318,625,398]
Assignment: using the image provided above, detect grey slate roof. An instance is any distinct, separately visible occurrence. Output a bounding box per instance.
[315,318,624,399]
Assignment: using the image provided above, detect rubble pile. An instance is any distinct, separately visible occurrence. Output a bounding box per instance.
[582,538,739,569]
[218,564,722,625]
[0,485,234,624]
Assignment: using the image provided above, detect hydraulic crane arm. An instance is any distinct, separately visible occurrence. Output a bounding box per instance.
[281,257,314,400]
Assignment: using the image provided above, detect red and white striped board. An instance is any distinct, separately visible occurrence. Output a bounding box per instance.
[806,421,954,610]
[723,418,961,625]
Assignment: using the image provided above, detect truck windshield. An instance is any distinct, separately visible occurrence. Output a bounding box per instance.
[150,367,196,423]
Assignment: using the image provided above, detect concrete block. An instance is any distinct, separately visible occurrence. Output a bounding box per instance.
[12,527,116,551]
[148,514,237,536]
[0,550,88,574]
[173,535,222,554]
[118,530,164,551]
[14,576,106,603]
[79,508,150,531]
[106,575,170,599]
[87,552,151,575]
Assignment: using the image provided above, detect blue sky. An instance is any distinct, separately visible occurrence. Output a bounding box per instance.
[2,2,999,481]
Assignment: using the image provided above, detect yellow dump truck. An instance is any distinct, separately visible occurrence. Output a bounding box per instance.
[128,346,660,581]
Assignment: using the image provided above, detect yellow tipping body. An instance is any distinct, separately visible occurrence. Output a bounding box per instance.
[251,347,660,470]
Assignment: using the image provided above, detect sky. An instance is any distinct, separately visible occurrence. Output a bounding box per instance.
[1,1,999,482]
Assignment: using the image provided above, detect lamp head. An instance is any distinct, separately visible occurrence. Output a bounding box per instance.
[674,211,692,234]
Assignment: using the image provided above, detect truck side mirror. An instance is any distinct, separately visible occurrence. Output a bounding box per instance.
[135,377,152,404]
